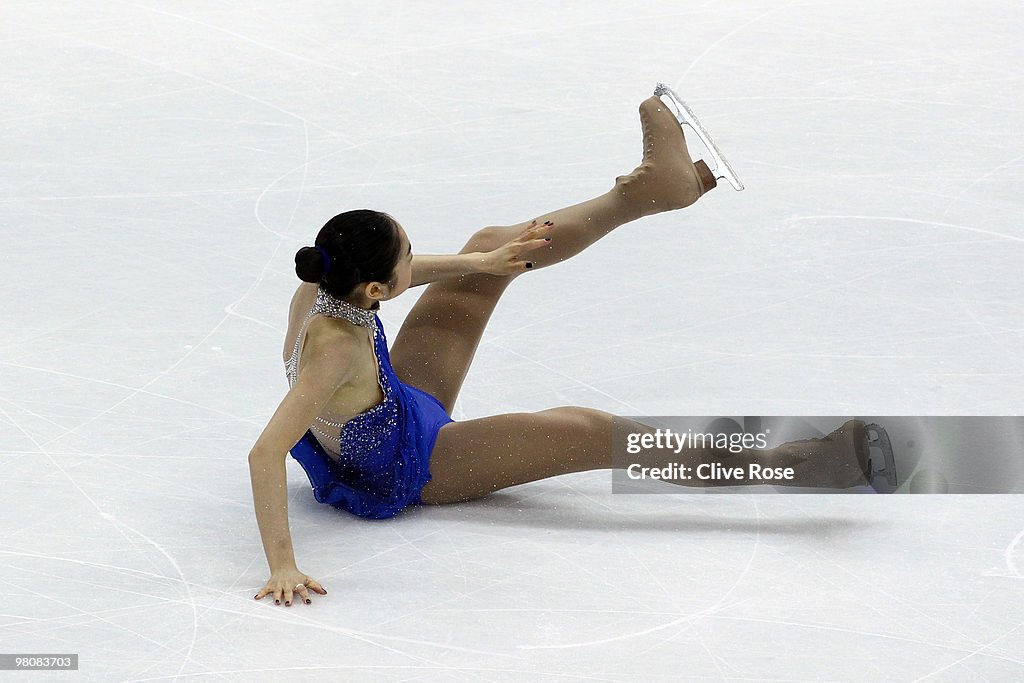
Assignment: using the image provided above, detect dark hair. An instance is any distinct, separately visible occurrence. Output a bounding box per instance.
[294,209,403,300]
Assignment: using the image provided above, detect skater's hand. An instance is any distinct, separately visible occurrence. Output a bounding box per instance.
[254,568,327,607]
[477,219,554,275]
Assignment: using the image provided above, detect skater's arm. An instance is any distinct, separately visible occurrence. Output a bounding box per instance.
[248,456,299,571]
[409,222,555,286]
[409,253,487,287]
[248,331,356,572]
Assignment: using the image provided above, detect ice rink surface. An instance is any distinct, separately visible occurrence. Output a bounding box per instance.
[2,1,1023,680]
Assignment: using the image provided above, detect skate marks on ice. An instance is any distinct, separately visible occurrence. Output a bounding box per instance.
[782,213,1024,245]
[517,497,766,651]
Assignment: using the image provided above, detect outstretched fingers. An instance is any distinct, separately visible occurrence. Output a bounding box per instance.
[515,219,555,269]
[254,573,328,606]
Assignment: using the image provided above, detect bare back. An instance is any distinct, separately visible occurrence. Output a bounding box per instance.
[282,283,387,460]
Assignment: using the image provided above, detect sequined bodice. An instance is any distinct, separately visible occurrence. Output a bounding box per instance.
[284,288,401,467]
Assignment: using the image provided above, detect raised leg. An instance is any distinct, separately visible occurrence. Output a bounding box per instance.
[420,414,869,504]
[390,95,717,413]
[389,196,632,417]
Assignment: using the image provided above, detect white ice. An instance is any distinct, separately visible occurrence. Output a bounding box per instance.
[1,1,1023,680]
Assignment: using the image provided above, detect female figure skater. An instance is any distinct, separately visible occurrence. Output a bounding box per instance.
[250,86,876,607]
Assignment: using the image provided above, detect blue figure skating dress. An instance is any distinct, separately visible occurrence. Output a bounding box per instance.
[284,287,455,520]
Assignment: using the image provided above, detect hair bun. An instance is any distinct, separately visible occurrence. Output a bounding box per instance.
[294,245,326,283]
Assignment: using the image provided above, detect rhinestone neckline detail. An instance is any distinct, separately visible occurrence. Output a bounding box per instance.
[312,287,376,330]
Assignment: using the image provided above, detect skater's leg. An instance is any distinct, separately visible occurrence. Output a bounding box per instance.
[389,207,625,416]
[419,414,870,505]
[391,96,717,413]
[525,93,721,269]
[390,186,677,415]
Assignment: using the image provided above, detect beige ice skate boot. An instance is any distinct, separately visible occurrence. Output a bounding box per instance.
[614,94,718,216]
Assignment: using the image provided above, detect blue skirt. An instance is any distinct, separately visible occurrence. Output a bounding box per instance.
[288,382,454,520]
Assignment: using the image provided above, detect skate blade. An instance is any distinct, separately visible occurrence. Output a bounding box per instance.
[864,422,899,491]
[654,82,745,192]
